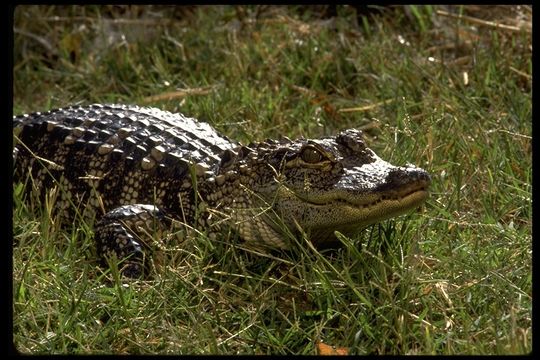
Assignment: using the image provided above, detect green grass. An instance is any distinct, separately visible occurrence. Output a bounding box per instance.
[12,5,531,354]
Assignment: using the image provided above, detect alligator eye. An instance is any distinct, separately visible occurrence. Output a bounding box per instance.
[300,146,324,164]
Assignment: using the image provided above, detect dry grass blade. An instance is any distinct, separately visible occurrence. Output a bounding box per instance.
[142,86,218,103]
[508,66,531,81]
[436,9,531,33]
[42,16,175,26]
[338,99,395,113]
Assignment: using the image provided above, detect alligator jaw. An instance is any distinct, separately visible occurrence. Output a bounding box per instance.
[298,189,428,247]
[273,168,431,246]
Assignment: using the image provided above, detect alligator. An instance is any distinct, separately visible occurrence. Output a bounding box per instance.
[13,104,431,277]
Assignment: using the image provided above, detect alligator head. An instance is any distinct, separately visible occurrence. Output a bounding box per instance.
[213,129,430,250]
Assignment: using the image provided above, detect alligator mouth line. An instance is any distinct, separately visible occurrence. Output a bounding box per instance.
[294,184,429,210]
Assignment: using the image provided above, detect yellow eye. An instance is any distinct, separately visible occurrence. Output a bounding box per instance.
[300,146,324,164]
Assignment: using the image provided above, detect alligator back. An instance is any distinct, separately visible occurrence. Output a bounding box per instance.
[13,104,237,221]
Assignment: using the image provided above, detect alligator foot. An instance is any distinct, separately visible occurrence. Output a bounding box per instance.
[95,204,171,278]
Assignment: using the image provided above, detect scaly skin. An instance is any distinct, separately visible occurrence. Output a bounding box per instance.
[13,104,430,276]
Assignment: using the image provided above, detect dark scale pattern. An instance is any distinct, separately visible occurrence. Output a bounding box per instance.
[14,104,236,211]
[13,104,431,277]
[14,104,238,277]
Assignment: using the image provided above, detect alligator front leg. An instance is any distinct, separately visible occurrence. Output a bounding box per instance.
[95,204,173,278]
